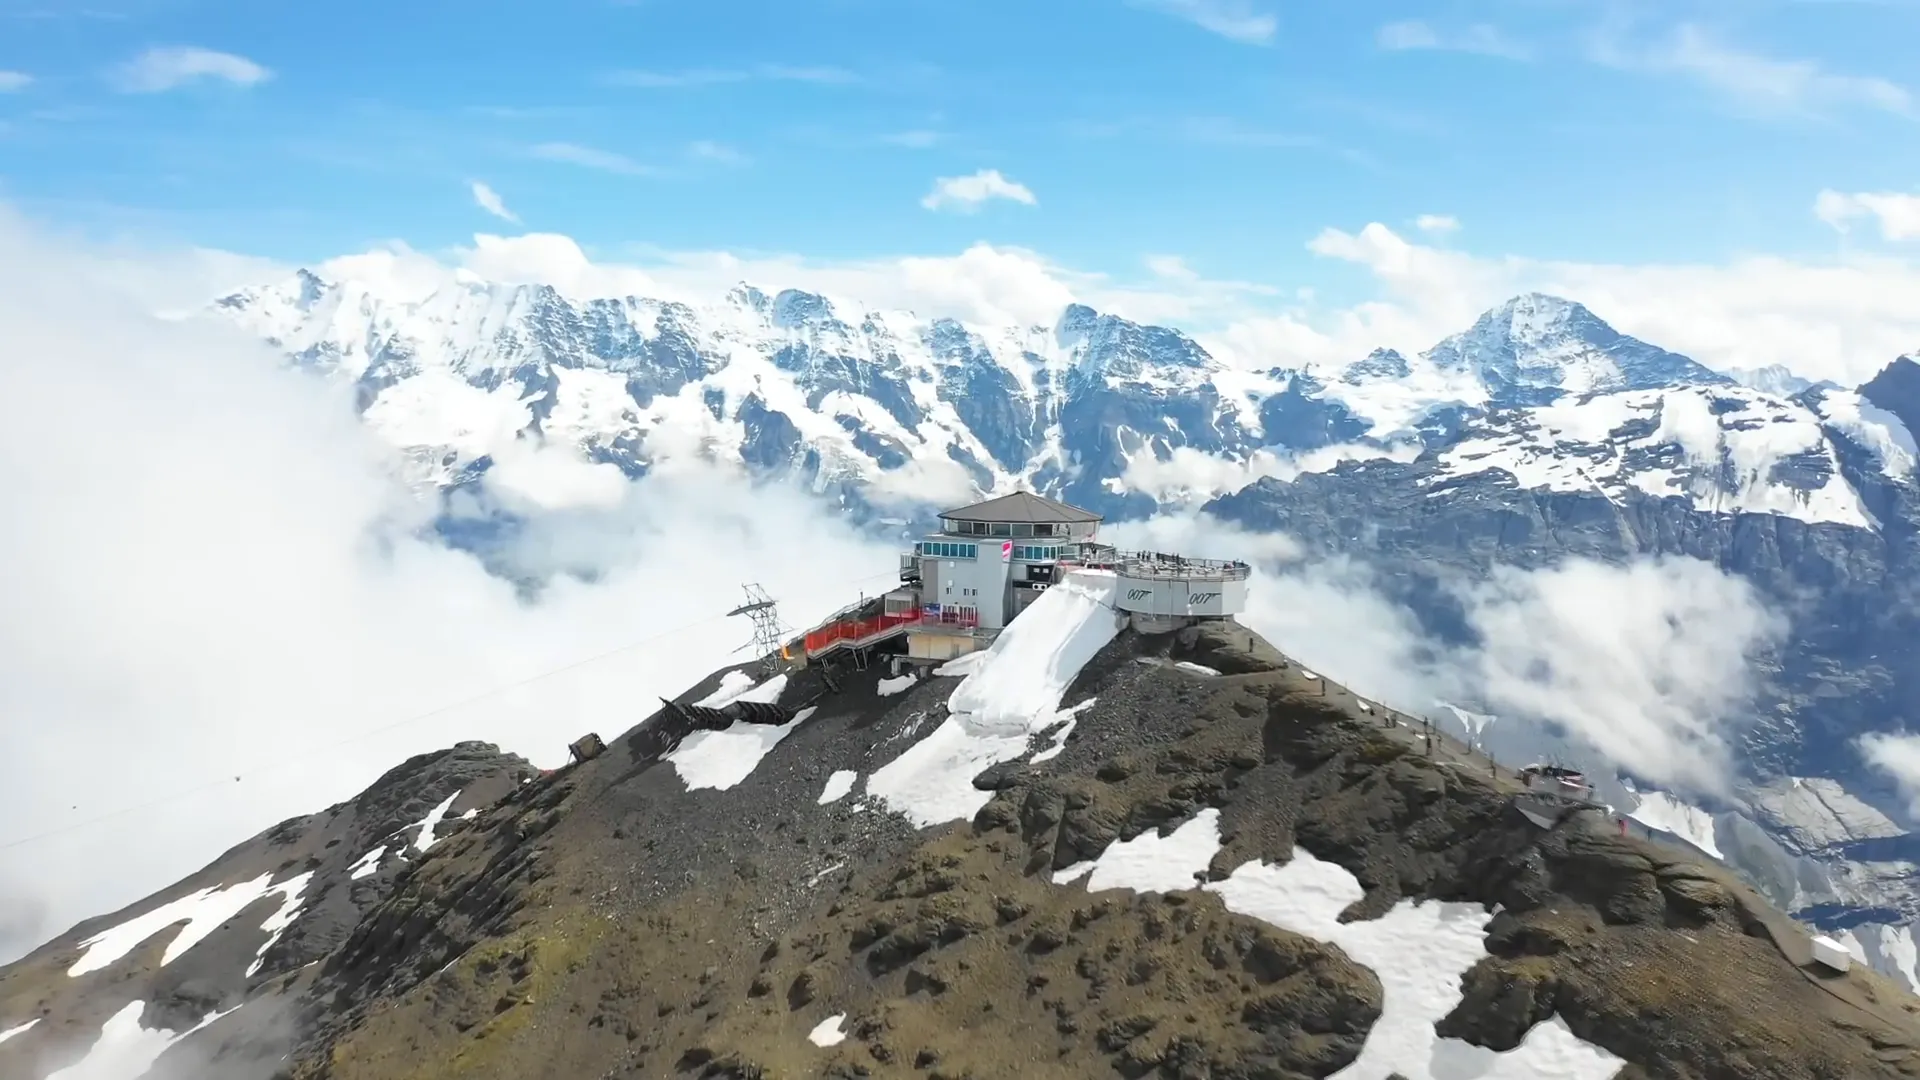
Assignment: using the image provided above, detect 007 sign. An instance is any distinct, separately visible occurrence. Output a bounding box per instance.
[1125,588,1152,601]
[1188,592,1221,605]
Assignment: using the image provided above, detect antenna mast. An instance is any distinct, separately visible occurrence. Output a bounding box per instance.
[727,583,788,678]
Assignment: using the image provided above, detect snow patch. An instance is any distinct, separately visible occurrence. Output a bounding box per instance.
[669,703,814,791]
[1430,386,1872,528]
[818,770,859,805]
[1174,661,1221,677]
[413,790,463,852]
[1817,388,1917,479]
[69,871,315,977]
[1051,861,1096,884]
[46,1000,234,1080]
[1628,791,1723,860]
[349,845,387,880]
[867,571,1120,825]
[932,651,988,678]
[695,669,763,708]
[1206,849,1624,1079]
[808,1014,848,1048]
[1032,697,1098,765]
[1838,922,1920,992]
[877,672,918,696]
[1082,810,1221,895]
[0,1018,38,1045]
[245,870,315,977]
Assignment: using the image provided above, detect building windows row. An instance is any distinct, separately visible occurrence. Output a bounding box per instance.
[918,541,979,559]
[1011,544,1062,562]
[945,520,1065,538]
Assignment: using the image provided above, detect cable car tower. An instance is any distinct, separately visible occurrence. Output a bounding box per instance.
[728,583,788,678]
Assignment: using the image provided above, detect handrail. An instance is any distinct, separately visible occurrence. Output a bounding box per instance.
[802,607,979,655]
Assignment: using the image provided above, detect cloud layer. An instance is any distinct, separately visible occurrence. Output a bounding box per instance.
[1106,515,1784,799]
[0,209,899,963]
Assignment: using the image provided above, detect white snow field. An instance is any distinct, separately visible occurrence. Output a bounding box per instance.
[1206,850,1624,1079]
[1628,791,1724,861]
[45,1000,234,1080]
[1084,809,1221,894]
[876,672,917,696]
[68,870,315,978]
[669,673,813,791]
[1049,808,1625,1080]
[868,570,1121,825]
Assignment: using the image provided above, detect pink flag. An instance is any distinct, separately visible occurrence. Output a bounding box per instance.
[1001,540,1013,562]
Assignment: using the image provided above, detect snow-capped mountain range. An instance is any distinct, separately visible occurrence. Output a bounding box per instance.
[212,271,1915,531]
[211,266,1920,992]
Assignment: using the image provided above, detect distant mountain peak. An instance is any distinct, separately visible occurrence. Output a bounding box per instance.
[1424,293,1728,399]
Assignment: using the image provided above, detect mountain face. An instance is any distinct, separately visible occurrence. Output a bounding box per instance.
[211,275,1251,519]
[0,742,533,1080]
[7,609,1917,1079]
[210,271,1920,991]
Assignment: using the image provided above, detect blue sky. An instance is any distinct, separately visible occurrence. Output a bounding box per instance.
[1,0,1917,296]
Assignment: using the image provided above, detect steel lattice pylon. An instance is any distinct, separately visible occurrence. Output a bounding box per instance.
[727,583,789,677]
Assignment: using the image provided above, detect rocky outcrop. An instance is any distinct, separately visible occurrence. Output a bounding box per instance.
[0,743,534,1080]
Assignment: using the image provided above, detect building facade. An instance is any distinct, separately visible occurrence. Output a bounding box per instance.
[888,491,1251,661]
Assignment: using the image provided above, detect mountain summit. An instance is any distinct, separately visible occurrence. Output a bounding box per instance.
[1423,293,1730,402]
[4,568,1918,1079]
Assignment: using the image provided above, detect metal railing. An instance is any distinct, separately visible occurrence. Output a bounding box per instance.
[802,606,979,655]
[1056,545,1251,582]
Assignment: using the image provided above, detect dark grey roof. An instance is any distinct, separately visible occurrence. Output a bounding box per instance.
[939,490,1103,524]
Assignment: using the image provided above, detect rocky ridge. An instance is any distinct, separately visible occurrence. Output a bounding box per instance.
[3,619,1916,1079]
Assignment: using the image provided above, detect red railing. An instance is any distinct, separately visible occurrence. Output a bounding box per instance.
[802,607,978,654]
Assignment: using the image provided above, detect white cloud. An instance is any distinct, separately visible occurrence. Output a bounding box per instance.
[529,141,658,176]
[1815,189,1920,241]
[920,169,1038,213]
[1414,213,1460,235]
[1238,218,1920,386]
[1130,0,1277,45]
[1859,732,1920,815]
[1603,24,1909,117]
[468,181,519,224]
[1122,442,1423,505]
[1462,557,1785,797]
[1377,20,1532,60]
[112,46,270,93]
[0,208,899,963]
[1106,514,1782,798]
[0,71,30,92]
[106,189,1920,397]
